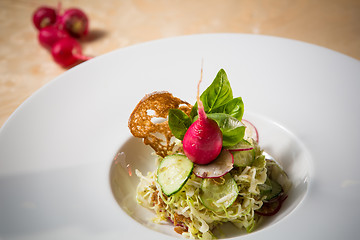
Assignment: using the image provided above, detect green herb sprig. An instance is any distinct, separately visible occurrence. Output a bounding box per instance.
[168,69,245,147]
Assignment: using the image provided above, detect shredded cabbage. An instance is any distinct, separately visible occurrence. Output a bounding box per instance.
[135,141,277,239]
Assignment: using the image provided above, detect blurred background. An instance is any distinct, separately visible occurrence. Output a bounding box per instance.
[1,0,359,128]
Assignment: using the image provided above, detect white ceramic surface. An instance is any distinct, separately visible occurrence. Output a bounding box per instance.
[110,112,312,239]
[1,34,360,240]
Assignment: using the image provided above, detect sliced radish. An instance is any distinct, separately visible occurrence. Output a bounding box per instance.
[242,119,259,143]
[255,195,288,216]
[193,150,234,178]
[226,139,254,151]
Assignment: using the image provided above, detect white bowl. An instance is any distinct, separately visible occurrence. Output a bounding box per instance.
[110,112,312,238]
[1,34,359,240]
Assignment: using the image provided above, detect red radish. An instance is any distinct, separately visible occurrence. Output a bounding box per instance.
[51,37,91,68]
[242,119,259,143]
[32,6,57,30]
[193,150,233,178]
[58,8,89,38]
[38,26,69,49]
[182,68,223,165]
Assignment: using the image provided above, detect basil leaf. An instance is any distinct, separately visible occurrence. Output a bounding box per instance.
[206,113,245,147]
[200,69,233,113]
[169,69,244,146]
[189,103,198,121]
[222,126,246,147]
[207,113,245,133]
[168,109,192,140]
[212,97,244,121]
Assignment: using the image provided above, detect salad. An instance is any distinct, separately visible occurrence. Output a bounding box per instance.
[128,69,291,239]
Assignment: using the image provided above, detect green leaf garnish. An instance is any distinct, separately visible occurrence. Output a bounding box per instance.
[212,97,244,121]
[168,109,192,140]
[201,69,233,113]
[168,68,245,147]
[206,113,245,147]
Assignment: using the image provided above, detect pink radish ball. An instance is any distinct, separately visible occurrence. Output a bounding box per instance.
[38,26,69,49]
[51,37,91,68]
[32,6,57,30]
[182,69,223,165]
[58,8,89,38]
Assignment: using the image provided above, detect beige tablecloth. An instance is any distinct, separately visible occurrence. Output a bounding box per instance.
[1,0,359,127]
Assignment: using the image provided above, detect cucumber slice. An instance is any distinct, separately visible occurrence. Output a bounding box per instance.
[259,176,283,201]
[267,178,283,201]
[258,178,273,197]
[232,150,254,167]
[231,140,255,167]
[157,154,194,196]
[200,173,238,212]
[266,160,292,194]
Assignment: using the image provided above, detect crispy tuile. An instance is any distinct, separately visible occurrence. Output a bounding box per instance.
[128,91,192,157]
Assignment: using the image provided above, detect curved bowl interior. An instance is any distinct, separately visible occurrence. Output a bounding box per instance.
[109,112,312,238]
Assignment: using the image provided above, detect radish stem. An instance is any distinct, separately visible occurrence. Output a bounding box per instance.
[197,63,207,121]
[182,64,223,165]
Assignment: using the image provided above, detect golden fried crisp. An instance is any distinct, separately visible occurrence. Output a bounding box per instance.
[128,91,192,157]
